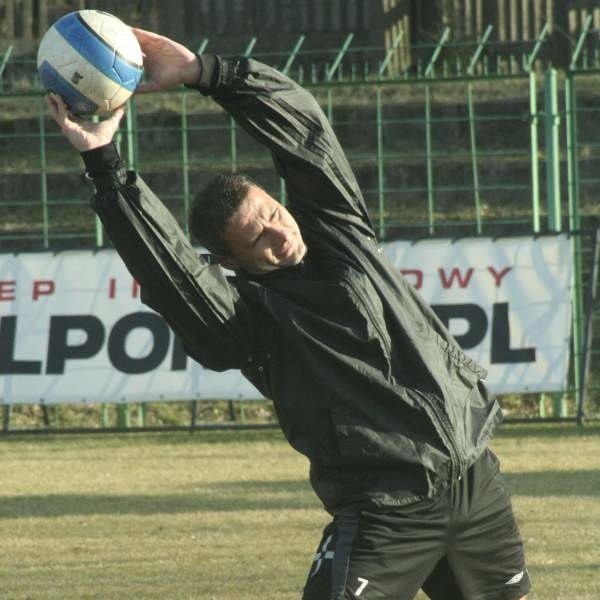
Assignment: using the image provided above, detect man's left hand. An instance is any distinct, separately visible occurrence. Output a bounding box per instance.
[45,93,125,152]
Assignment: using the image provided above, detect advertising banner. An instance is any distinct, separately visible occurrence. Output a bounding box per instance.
[384,235,572,394]
[0,235,572,404]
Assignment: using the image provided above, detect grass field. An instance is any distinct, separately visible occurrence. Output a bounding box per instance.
[0,423,599,599]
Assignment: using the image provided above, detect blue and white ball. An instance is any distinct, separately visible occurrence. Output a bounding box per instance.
[37,10,143,116]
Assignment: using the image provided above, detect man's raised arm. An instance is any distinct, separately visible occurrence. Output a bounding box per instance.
[131,27,374,233]
[191,54,374,232]
[45,93,263,373]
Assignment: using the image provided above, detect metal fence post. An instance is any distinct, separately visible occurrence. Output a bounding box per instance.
[38,98,49,248]
[108,101,139,430]
[578,229,600,423]
[566,18,593,424]
[101,401,110,428]
[2,404,11,432]
[372,30,404,241]
[424,85,435,234]
[229,38,257,173]
[325,33,354,83]
[139,402,149,427]
[466,85,481,233]
[376,87,385,240]
[181,91,190,232]
[279,36,306,206]
[524,23,549,234]
[126,97,138,171]
[179,38,209,216]
[188,39,210,194]
[543,67,567,417]
[116,401,130,429]
[91,114,105,248]
[466,26,493,235]
[544,68,561,232]
[530,69,543,417]
[565,74,585,422]
[378,30,404,80]
[110,103,137,429]
[325,34,355,132]
[423,27,450,235]
[281,35,305,76]
[0,45,14,92]
[529,71,541,232]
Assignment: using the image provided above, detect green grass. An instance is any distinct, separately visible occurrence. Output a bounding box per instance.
[0,424,599,599]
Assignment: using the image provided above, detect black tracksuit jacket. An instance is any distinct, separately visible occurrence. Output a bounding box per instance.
[84,54,502,514]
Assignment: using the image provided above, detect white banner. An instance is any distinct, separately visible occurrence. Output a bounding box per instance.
[385,235,572,394]
[0,235,572,404]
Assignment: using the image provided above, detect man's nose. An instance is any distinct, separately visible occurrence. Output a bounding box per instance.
[266,223,289,244]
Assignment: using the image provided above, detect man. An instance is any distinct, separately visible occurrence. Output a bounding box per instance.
[46,27,530,600]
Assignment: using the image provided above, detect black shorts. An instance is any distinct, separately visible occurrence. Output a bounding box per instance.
[302,450,531,600]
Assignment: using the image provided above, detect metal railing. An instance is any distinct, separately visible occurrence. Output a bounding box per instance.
[1,25,599,429]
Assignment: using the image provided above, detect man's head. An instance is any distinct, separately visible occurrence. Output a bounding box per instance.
[189,174,307,274]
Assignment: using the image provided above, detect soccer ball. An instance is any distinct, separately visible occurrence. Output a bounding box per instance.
[37,10,143,116]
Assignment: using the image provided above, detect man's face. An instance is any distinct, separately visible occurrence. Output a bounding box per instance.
[222,185,307,274]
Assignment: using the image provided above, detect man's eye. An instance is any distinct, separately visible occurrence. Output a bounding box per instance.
[271,209,279,221]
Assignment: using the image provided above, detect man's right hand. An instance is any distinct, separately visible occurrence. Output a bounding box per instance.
[45,93,125,152]
[132,28,201,93]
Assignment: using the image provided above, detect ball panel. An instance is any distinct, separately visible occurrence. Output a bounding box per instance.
[79,10,143,65]
[37,9,143,115]
[38,60,100,115]
[37,27,131,115]
[54,12,140,92]
[37,25,78,71]
[64,60,129,115]
[107,85,135,112]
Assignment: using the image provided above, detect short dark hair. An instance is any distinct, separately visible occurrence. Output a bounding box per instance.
[188,173,256,256]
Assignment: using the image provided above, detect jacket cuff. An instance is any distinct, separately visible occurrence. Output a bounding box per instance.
[184,54,229,94]
[81,142,126,191]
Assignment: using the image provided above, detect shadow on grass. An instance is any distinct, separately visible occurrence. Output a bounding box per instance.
[0,428,286,447]
[504,469,600,497]
[496,422,600,439]
[0,479,319,519]
[3,422,599,445]
[2,468,599,520]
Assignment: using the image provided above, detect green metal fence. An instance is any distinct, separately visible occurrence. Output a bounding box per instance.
[1,26,599,429]
[1,27,563,248]
[565,16,600,424]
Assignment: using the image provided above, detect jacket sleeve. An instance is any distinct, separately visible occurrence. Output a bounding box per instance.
[190,54,375,236]
[82,143,262,372]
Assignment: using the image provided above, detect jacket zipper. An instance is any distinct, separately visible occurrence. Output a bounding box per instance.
[420,391,464,482]
[349,244,466,483]
[353,281,464,481]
